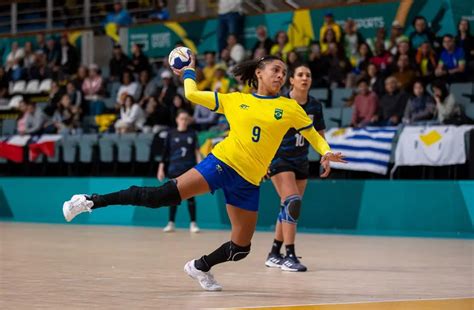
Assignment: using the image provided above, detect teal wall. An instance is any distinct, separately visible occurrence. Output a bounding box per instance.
[0,178,473,238]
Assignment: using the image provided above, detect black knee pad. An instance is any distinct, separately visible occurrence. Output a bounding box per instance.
[121,181,181,208]
[226,241,251,261]
[282,195,302,224]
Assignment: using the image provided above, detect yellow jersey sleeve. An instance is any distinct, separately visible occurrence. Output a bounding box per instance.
[291,101,331,155]
[184,69,238,114]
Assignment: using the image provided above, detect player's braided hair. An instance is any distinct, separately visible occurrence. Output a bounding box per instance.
[232,55,283,89]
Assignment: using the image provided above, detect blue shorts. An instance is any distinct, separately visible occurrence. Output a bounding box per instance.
[194,153,260,212]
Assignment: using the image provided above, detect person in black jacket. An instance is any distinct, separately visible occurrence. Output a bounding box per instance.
[109,44,130,82]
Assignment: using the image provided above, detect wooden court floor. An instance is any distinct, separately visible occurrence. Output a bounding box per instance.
[0,222,472,309]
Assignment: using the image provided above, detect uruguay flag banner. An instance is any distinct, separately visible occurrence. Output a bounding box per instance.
[394,125,474,166]
[326,127,398,175]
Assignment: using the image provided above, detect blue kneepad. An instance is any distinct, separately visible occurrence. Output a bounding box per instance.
[279,194,302,224]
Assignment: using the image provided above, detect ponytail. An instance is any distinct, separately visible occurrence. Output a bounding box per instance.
[232,55,283,89]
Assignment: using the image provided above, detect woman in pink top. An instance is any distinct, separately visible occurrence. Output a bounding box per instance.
[82,64,103,99]
[351,78,379,127]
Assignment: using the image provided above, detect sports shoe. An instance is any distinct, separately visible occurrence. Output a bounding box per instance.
[163,221,175,232]
[281,255,307,272]
[189,222,200,233]
[63,194,93,222]
[265,252,284,268]
[184,260,222,291]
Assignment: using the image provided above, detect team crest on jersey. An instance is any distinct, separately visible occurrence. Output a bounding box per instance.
[274,108,283,120]
[240,104,250,110]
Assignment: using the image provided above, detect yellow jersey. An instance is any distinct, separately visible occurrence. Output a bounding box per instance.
[183,69,330,185]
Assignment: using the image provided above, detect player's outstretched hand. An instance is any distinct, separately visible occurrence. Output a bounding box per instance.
[320,152,346,178]
[171,53,196,77]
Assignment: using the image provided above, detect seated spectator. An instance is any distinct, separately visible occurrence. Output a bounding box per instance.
[321,28,338,55]
[373,76,408,125]
[392,54,417,92]
[393,38,415,68]
[351,79,379,128]
[43,81,64,116]
[198,51,218,91]
[409,16,436,50]
[73,65,88,90]
[7,58,25,82]
[109,44,130,82]
[59,35,79,76]
[157,70,177,107]
[326,43,351,88]
[436,34,466,82]
[103,2,132,42]
[0,67,8,102]
[319,12,342,45]
[387,21,405,55]
[432,80,462,124]
[134,69,158,104]
[170,94,193,123]
[456,19,474,75]
[211,66,230,93]
[218,48,234,74]
[226,34,245,64]
[23,42,36,69]
[270,31,293,62]
[149,0,169,20]
[367,27,387,55]
[366,63,385,97]
[286,50,300,67]
[16,100,48,135]
[35,33,47,54]
[28,51,52,81]
[130,43,150,75]
[82,64,103,100]
[253,47,267,60]
[48,94,82,134]
[252,25,273,55]
[308,41,329,87]
[66,81,83,109]
[115,95,145,133]
[403,80,435,124]
[6,42,24,71]
[347,42,373,87]
[142,96,172,133]
[194,104,218,131]
[370,41,392,72]
[116,70,138,105]
[343,18,364,60]
[45,37,60,70]
[416,41,437,81]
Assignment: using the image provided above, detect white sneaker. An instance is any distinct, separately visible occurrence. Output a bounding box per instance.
[163,221,175,232]
[63,194,93,222]
[190,222,200,233]
[184,260,222,291]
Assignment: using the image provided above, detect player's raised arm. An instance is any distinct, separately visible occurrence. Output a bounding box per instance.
[172,53,224,114]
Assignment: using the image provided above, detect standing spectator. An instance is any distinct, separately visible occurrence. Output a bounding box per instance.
[115,95,146,133]
[351,79,379,127]
[23,42,36,69]
[319,12,342,44]
[432,80,461,124]
[157,70,177,107]
[6,42,24,71]
[343,19,364,60]
[198,51,217,91]
[403,80,435,124]
[374,76,408,125]
[392,54,417,92]
[366,63,385,97]
[308,41,329,87]
[129,43,150,75]
[134,69,158,104]
[226,34,245,64]
[252,25,273,55]
[59,35,79,76]
[82,64,103,100]
[435,34,466,82]
[409,16,436,50]
[16,101,48,135]
[270,31,293,62]
[217,0,243,53]
[142,96,172,133]
[103,1,132,42]
[415,42,437,81]
[149,0,169,20]
[116,70,138,105]
[455,19,474,75]
[109,44,130,82]
[321,28,338,55]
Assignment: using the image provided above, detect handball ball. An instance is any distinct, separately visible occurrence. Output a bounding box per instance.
[168,47,192,70]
